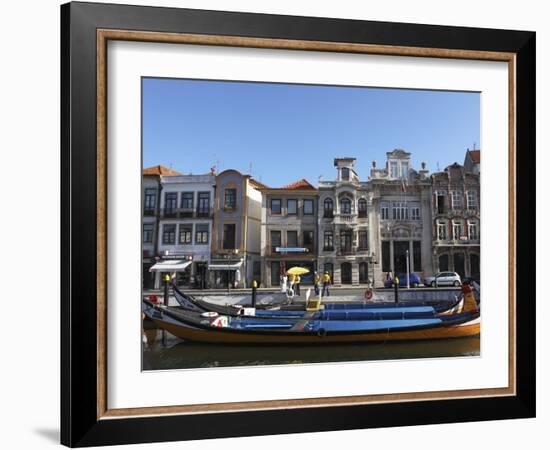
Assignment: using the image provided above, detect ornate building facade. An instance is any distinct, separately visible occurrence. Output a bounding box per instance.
[431,162,480,280]
[369,150,434,286]
[317,158,374,285]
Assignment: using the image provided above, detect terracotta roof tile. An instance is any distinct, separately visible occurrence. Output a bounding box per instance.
[143,165,182,176]
[281,178,316,190]
[468,150,480,163]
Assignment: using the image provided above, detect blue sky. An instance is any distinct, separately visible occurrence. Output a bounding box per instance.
[142,78,479,187]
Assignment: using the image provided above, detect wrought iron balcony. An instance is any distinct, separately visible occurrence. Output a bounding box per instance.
[160,208,213,219]
[338,247,355,256]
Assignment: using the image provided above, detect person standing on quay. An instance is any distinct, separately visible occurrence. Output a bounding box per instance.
[295,274,301,296]
[322,271,331,297]
[314,271,320,296]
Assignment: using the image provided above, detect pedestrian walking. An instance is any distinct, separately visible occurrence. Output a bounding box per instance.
[322,271,331,297]
[314,271,320,296]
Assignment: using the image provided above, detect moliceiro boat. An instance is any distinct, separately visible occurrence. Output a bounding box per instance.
[167,283,471,319]
[142,284,480,345]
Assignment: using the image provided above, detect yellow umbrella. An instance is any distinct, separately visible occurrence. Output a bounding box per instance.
[286,267,310,275]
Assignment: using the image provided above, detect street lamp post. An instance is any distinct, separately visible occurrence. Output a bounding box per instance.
[406,249,410,289]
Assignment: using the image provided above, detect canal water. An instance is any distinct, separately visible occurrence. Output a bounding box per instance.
[142,327,480,371]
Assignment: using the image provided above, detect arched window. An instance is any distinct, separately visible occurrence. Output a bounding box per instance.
[323,198,334,218]
[340,198,351,214]
[358,198,367,218]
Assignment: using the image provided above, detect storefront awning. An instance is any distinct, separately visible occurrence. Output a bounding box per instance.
[208,261,243,271]
[149,260,192,272]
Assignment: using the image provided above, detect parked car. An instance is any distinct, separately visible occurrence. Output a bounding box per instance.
[424,272,462,287]
[384,273,422,288]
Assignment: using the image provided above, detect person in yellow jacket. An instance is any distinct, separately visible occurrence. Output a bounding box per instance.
[322,271,331,297]
[314,271,321,295]
[294,274,301,296]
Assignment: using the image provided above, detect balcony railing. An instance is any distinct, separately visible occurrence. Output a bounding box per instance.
[433,238,480,246]
[160,208,213,218]
[339,247,355,256]
[323,211,334,219]
[143,208,157,217]
[322,246,334,252]
[358,211,368,219]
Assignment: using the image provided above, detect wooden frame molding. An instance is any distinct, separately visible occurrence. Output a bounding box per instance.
[96,29,517,420]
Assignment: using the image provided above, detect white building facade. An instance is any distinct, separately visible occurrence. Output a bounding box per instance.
[317,158,374,285]
[156,174,215,289]
[369,150,434,286]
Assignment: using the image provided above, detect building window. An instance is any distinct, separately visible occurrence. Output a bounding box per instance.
[286,230,298,248]
[390,161,399,178]
[381,203,389,220]
[358,198,367,218]
[323,198,334,218]
[271,199,281,215]
[467,191,477,210]
[197,192,210,217]
[162,224,176,244]
[181,192,194,210]
[270,230,281,253]
[179,224,192,244]
[340,229,353,253]
[392,202,409,220]
[436,192,446,214]
[144,189,156,215]
[468,221,478,240]
[452,220,463,240]
[401,161,409,179]
[340,198,351,214]
[222,223,236,249]
[451,191,462,210]
[195,224,209,244]
[303,199,314,215]
[303,230,314,253]
[411,207,420,220]
[341,167,350,181]
[164,192,177,216]
[143,223,154,243]
[287,199,297,215]
[437,221,447,240]
[323,231,334,251]
[224,188,237,209]
[358,230,368,250]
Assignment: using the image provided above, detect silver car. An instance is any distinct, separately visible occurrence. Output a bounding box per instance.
[424,272,461,287]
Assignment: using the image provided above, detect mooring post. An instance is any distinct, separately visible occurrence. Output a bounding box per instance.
[164,273,170,306]
[251,279,257,308]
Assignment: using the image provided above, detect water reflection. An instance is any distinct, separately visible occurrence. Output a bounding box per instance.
[142,325,480,370]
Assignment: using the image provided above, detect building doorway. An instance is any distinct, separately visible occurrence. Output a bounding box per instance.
[453,253,465,279]
[194,262,207,289]
[359,262,369,284]
[438,254,449,272]
[470,254,480,279]
[393,241,409,274]
[341,262,352,284]
[270,261,280,287]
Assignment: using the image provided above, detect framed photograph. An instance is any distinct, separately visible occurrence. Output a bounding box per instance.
[61,1,535,447]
